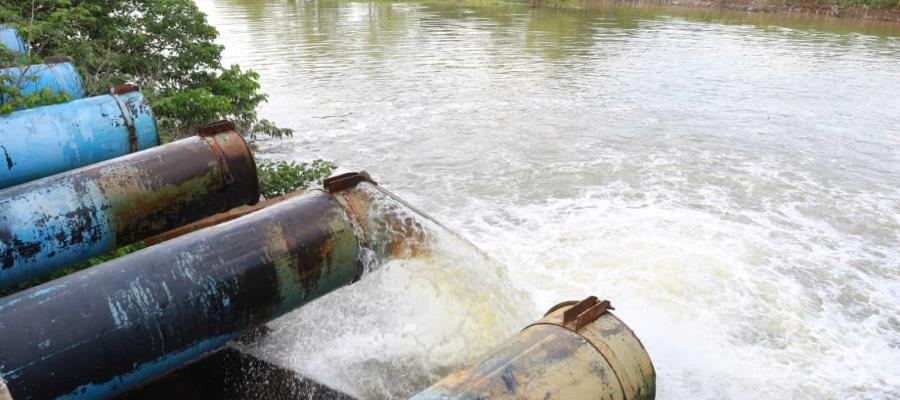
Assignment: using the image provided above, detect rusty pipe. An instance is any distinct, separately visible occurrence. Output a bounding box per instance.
[145,171,431,260]
[0,178,385,399]
[0,120,258,289]
[411,296,656,400]
[142,190,307,246]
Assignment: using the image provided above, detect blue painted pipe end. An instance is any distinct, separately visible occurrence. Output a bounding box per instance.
[0,90,159,189]
[0,62,85,105]
[0,26,26,54]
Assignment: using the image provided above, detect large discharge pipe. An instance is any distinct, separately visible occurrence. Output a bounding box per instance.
[0,58,85,105]
[0,84,158,189]
[0,121,258,289]
[0,178,377,400]
[412,296,656,400]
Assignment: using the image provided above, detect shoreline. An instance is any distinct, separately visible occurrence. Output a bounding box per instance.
[556,0,900,22]
[676,0,900,21]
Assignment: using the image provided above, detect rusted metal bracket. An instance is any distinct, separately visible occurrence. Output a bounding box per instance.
[109,84,140,153]
[197,120,237,185]
[566,298,614,331]
[544,296,615,332]
[324,171,377,193]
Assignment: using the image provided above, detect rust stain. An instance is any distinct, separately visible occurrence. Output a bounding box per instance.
[96,129,257,245]
[143,191,305,246]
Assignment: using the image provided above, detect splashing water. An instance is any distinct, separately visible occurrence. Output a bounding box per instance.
[247,184,535,399]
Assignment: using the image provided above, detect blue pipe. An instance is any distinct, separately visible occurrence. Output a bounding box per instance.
[0,60,85,104]
[0,85,158,189]
[0,26,26,53]
[0,184,371,399]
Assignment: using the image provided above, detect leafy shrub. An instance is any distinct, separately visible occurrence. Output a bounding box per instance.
[0,0,291,141]
[257,159,337,198]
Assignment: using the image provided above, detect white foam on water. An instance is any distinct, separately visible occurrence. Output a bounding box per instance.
[452,162,900,400]
[249,154,899,400]
[248,187,535,399]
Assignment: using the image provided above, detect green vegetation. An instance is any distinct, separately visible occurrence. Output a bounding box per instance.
[258,159,337,198]
[0,0,289,140]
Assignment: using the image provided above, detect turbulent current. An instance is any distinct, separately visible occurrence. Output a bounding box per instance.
[197,1,900,398]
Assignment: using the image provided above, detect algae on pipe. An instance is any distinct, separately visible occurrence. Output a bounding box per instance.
[0,177,382,400]
[0,84,157,189]
[0,58,85,106]
[0,121,259,289]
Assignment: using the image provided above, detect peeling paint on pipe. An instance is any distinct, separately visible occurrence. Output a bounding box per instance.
[0,59,85,106]
[0,26,26,53]
[0,121,258,289]
[0,85,158,189]
[0,185,371,400]
[412,297,656,400]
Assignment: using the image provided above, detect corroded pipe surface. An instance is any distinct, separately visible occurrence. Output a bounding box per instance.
[0,60,85,105]
[145,173,430,260]
[411,297,656,400]
[0,26,26,53]
[143,190,306,246]
[0,85,158,189]
[0,121,258,288]
[0,186,370,399]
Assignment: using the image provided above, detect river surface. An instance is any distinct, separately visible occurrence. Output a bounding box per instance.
[195,0,900,398]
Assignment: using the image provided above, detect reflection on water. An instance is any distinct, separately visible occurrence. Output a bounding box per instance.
[195,0,900,398]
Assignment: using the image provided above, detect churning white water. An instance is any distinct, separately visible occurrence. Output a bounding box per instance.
[198,0,900,398]
[249,185,534,399]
